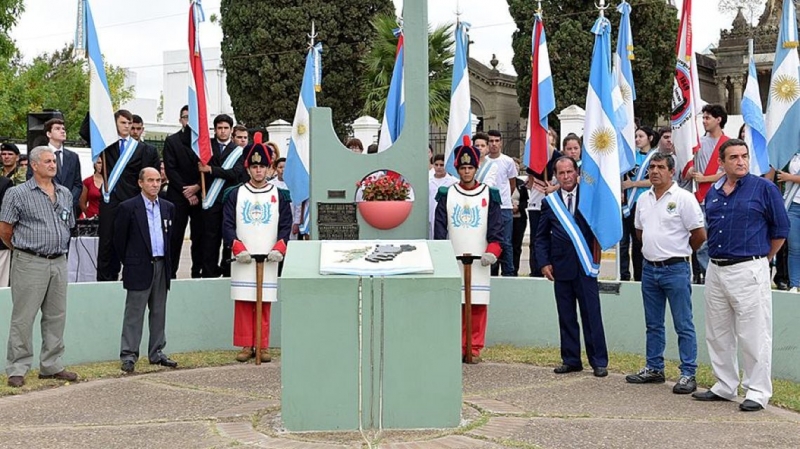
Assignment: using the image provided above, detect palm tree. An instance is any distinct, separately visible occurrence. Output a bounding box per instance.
[360,14,454,128]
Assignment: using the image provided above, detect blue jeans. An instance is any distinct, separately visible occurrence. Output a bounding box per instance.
[500,209,515,276]
[695,205,709,271]
[641,261,697,376]
[788,203,800,287]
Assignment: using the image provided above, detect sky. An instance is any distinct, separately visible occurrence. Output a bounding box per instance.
[10,0,732,101]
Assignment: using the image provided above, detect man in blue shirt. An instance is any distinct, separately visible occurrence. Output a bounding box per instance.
[691,139,789,412]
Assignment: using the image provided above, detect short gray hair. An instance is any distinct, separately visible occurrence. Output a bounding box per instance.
[29,146,54,164]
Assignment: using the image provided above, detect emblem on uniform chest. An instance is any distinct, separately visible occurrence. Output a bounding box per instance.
[451,203,481,228]
[241,199,272,225]
[667,202,677,213]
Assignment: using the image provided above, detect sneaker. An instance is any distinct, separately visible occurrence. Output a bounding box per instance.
[625,367,666,384]
[672,375,697,394]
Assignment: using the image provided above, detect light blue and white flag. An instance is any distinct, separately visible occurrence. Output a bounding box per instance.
[766,0,800,171]
[377,27,405,153]
[85,0,116,161]
[284,42,322,235]
[577,16,623,251]
[444,21,472,176]
[743,40,769,176]
[613,1,636,174]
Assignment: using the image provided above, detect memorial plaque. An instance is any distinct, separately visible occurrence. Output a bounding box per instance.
[317,202,359,240]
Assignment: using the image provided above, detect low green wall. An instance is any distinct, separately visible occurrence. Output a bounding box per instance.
[2,278,799,383]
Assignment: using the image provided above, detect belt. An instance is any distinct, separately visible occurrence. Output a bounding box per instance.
[710,256,764,267]
[152,256,165,262]
[16,248,64,260]
[645,256,689,267]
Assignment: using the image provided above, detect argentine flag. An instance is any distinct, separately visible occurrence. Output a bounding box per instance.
[284,42,322,235]
[766,0,800,171]
[577,16,623,251]
[85,0,117,160]
[742,40,769,176]
[377,27,405,153]
[444,21,472,176]
[613,1,636,174]
[522,12,555,175]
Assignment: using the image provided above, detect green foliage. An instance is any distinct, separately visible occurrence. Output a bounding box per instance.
[508,0,678,126]
[219,0,393,138]
[360,14,454,127]
[0,44,133,139]
[0,0,23,62]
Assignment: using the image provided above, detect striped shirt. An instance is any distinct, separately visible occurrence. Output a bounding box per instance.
[0,178,74,254]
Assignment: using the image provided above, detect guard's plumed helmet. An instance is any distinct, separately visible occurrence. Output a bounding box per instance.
[453,136,480,169]
[244,132,273,168]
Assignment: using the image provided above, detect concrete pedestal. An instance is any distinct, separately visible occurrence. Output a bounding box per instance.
[280,241,462,431]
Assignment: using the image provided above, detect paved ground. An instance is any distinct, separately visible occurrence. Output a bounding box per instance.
[1,361,798,449]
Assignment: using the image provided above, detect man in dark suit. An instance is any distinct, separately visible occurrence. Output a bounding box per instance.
[163,105,204,278]
[198,114,246,278]
[96,110,161,282]
[114,167,177,373]
[26,119,83,215]
[535,156,609,378]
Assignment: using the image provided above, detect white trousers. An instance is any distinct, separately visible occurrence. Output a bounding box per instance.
[0,249,10,287]
[704,258,773,406]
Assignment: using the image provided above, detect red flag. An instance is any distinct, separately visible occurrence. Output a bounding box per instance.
[188,0,212,165]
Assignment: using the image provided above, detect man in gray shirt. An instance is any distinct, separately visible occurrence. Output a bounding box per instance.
[0,146,77,388]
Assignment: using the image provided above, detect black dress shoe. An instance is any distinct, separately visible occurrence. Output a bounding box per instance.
[554,364,583,374]
[739,399,764,412]
[691,390,729,401]
[121,360,135,373]
[593,367,608,377]
[150,357,178,368]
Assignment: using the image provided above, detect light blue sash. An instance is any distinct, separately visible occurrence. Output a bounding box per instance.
[622,150,657,217]
[545,192,599,277]
[476,158,496,184]
[202,146,244,209]
[783,164,800,210]
[103,139,138,203]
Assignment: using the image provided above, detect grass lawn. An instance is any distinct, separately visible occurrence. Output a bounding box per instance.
[1,345,798,413]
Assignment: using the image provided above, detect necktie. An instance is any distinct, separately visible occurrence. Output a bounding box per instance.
[55,150,62,173]
[567,193,574,215]
[219,143,225,153]
[119,138,126,156]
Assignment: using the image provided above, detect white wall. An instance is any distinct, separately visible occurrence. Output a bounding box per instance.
[162,47,234,126]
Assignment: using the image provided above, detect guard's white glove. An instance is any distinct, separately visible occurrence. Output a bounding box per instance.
[267,250,284,263]
[236,251,252,264]
[480,252,497,267]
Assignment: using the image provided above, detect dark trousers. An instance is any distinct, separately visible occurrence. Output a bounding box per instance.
[169,200,205,279]
[553,277,608,369]
[619,206,643,281]
[120,260,167,363]
[511,215,527,276]
[201,203,223,278]
[527,209,542,277]
[97,200,121,282]
[774,242,789,287]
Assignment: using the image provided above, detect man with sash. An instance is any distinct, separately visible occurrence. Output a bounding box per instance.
[535,156,608,377]
[473,132,497,187]
[199,114,246,278]
[434,139,503,363]
[619,127,658,281]
[683,104,729,281]
[222,134,292,362]
[97,109,161,282]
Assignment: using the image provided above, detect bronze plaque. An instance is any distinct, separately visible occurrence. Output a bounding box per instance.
[317,202,358,240]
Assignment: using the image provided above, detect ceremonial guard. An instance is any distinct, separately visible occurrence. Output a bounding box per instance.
[434,139,503,362]
[222,134,292,363]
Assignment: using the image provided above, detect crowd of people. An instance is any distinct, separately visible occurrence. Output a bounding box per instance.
[1,102,788,413]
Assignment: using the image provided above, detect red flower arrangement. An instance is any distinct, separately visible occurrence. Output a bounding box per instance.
[356,174,411,201]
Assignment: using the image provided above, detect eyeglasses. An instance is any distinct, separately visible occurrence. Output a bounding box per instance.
[180,115,189,119]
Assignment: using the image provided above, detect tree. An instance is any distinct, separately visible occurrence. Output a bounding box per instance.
[508,0,678,127]
[219,0,394,137]
[360,14,454,127]
[0,0,24,63]
[0,44,133,139]
[718,0,767,25]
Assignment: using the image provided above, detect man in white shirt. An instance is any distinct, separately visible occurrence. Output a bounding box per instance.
[487,130,517,276]
[473,132,497,187]
[428,154,458,238]
[629,152,706,394]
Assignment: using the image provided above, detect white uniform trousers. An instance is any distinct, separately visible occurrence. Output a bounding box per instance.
[704,258,773,407]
